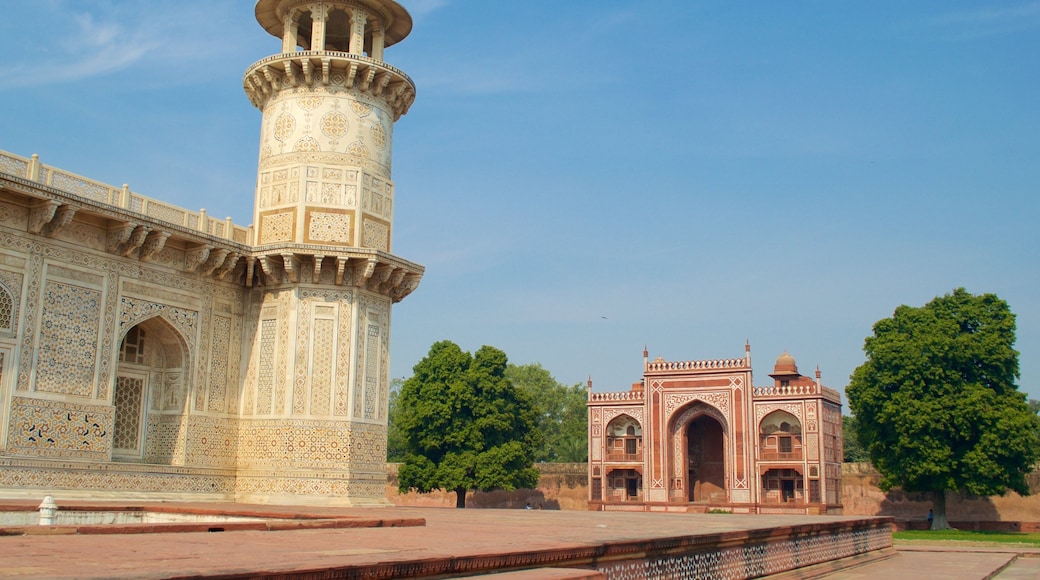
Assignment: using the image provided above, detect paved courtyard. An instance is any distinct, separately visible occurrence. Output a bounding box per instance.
[0,503,1035,579]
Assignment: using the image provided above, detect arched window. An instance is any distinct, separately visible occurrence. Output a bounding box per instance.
[0,283,13,332]
[759,411,803,461]
[114,317,188,463]
[606,416,642,461]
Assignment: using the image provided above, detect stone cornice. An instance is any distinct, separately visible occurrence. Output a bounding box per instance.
[0,171,424,302]
[243,51,415,119]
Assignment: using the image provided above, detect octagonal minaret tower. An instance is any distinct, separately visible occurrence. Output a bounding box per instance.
[246,0,414,252]
[238,0,422,505]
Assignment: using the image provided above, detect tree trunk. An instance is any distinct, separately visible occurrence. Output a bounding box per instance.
[455,487,467,509]
[932,489,952,530]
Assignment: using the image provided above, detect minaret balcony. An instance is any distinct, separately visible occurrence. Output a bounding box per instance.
[244,51,415,119]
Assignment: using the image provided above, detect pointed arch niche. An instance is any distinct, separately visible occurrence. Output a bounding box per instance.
[113,316,190,463]
[670,402,729,503]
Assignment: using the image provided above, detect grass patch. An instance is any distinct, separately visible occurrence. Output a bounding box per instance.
[894,529,1040,546]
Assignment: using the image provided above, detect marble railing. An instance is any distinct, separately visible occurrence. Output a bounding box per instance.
[0,150,251,244]
[589,391,644,403]
[753,384,819,397]
[646,357,748,372]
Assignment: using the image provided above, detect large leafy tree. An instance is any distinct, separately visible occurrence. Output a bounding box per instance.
[847,289,1040,530]
[395,341,540,508]
[386,377,407,462]
[841,415,871,463]
[506,363,589,463]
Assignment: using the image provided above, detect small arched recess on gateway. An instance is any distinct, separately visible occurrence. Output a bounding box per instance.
[605,414,642,460]
[604,415,643,502]
[113,316,190,465]
[759,410,805,504]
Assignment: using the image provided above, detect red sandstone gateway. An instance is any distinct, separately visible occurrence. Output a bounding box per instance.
[587,346,844,514]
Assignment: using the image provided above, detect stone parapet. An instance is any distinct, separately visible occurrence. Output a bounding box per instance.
[243,51,415,120]
[0,150,251,243]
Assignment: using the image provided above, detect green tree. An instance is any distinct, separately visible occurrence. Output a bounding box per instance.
[395,341,540,508]
[847,289,1040,530]
[841,415,871,463]
[386,377,406,462]
[506,363,589,463]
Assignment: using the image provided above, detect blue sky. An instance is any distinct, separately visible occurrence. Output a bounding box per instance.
[2,1,1038,403]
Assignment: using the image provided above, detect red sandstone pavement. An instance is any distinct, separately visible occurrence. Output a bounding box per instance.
[0,502,1034,579]
[821,544,1040,579]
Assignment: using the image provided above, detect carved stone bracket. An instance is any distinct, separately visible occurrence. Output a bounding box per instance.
[214,253,241,281]
[312,254,325,283]
[335,256,349,285]
[281,253,299,283]
[28,200,61,235]
[199,248,230,277]
[106,222,136,254]
[362,257,378,281]
[366,264,394,291]
[389,273,422,303]
[44,204,77,238]
[380,267,406,293]
[138,230,170,262]
[122,225,151,257]
[245,256,258,287]
[185,244,212,274]
[257,255,278,285]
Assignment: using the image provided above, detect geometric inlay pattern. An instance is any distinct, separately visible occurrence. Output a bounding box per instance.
[311,318,335,416]
[35,281,101,396]
[208,316,231,413]
[370,122,387,149]
[294,137,319,152]
[321,111,348,138]
[119,297,197,353]
[261,212,294,244]
[350,100,371,117]
[363,323,380,420]
[113,374,144,453]
[0,269,22,337]
[361,219,389,251]
[274,113,296,142]
[597,525,892,580]
[308,212,352,243]
[297,96,323,111]
[257,319,277,416]
[0,284,12,330]
[7,396,112,460]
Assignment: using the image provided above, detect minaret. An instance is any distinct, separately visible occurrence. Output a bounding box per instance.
[246,0,415,252]
[238,0,423,506]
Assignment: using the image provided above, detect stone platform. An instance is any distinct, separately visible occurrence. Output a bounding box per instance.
[0,501,893,579]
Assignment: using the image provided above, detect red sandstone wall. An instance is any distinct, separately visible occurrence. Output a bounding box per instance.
[842,463,1040,522]
[386,462,1040,521]
[386,463,589,510]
